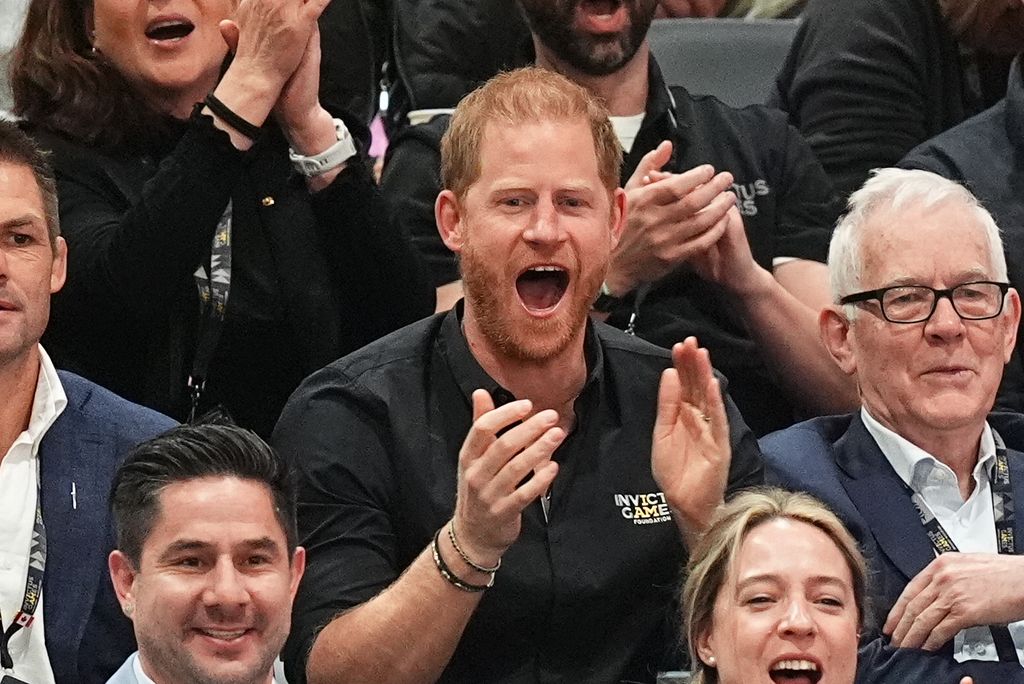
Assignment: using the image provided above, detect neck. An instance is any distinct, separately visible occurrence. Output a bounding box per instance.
[462,316,588,433]
[533,39,651,116]
[869,407,984,500]
[0,348,41,461]
[139,653,273,684]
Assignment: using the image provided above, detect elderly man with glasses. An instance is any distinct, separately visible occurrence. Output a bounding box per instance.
[763,168,1024,683]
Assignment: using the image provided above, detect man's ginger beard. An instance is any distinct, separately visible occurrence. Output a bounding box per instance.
[459,233,605,364]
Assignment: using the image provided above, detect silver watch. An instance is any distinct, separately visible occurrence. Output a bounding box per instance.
[288,118,357,177]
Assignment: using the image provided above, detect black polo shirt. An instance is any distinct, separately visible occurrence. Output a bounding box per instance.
[275,308,763,684]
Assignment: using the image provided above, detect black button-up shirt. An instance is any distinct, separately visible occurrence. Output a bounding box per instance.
[276,308,763,684]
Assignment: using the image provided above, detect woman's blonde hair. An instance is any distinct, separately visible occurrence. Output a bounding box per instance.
[682,488,869,684]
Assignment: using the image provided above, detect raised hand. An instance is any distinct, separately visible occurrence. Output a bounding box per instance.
[452,390,563,567]
[651,338,731,545]
[216,0,329,111]
[606,142,735,297]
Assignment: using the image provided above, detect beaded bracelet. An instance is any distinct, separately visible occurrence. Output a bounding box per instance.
[431,528,492,592]
[448,522,501,574]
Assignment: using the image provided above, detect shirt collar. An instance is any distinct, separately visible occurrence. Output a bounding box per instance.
[437,303,605,408]
[861,406,996,491]
[7,345,68,460]
[132,651,277,684]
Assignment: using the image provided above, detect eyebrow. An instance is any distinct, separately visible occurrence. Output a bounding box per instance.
[883,269,992,287]
[155,536,282,562]
[736,574,850,592]
[0,215,44,230]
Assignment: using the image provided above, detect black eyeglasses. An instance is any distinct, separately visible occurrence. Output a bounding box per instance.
[839,281,1011,324]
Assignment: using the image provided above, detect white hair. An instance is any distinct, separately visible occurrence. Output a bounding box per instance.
[828,168,1007,316]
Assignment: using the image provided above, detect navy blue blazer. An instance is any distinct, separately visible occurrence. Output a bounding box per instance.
[762,412,1024,683]
[38,371,174,684]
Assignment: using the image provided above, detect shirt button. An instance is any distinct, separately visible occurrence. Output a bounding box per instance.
[493,390,515,406]
[261,196,275,207]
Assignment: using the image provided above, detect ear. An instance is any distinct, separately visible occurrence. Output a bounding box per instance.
[820,306,857,376]
[108,550,138,616]
[435,189,466,254]
[609,187,627,250]
[695,626,717,668]
[289,546,307,600]
[1003,288,1021,365]
[84,5,96,46]
[50,236,67,294]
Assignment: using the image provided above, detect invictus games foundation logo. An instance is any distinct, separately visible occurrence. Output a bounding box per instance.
[614,492,673,525]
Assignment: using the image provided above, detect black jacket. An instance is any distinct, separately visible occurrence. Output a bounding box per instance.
[33,114,433,436]
[771,0,1010,198]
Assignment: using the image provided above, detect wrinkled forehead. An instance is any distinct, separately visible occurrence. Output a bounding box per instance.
[858,201,996,284]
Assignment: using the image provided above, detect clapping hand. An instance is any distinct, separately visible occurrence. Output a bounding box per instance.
[651,337,731,545]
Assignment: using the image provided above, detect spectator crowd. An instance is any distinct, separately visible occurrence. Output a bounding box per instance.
[2,0,1024,682]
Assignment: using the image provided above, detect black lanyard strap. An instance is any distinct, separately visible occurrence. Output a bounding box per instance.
[0,486,46,671]
[906,432,1017,662]
[189,202,233,422]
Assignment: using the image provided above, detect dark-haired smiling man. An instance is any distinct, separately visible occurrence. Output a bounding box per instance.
[106,424,305,684]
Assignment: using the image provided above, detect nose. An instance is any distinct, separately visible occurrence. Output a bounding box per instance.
[203,559,251,608]
[522,200,566,245]
[779,598,817,637]
[924,293,966,340]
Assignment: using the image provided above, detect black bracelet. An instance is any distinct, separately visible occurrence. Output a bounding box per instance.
[431,529,492,592]
[203,93,262,141]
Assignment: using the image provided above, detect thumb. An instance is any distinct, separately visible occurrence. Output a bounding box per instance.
[625,139,672,190]
[219,19,240,53]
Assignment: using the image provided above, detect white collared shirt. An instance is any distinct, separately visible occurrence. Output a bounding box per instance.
[0,346,66,684]
[862,407,1024,664]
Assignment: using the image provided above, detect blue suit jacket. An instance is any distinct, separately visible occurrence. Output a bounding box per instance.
[762,412,1024,683]
[40,371,175,684]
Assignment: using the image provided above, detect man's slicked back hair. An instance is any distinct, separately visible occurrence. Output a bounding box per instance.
[441,66,622,199]
[0,119,60,247]
[109,423,298,567]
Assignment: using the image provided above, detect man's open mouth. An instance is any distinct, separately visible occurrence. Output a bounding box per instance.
[145,18,195,41]
[516,266,569,312]
[579,0,624,16]
[769,658,822,684]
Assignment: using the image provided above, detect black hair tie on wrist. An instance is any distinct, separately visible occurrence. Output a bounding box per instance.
[203,93,262,141]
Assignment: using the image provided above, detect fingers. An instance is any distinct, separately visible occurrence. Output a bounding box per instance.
[460,396,532,467]
[672,338,729,445]
[654,366,684,439]
[471,388,495,422]
[884,564,931,636]
[625,140,673,190]
[219,19,240,52]
[495,431,563,509]
[643,168,732,211]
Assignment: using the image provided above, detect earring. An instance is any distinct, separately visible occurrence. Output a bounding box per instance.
[706,655,716,666]
[123,603,134,618]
